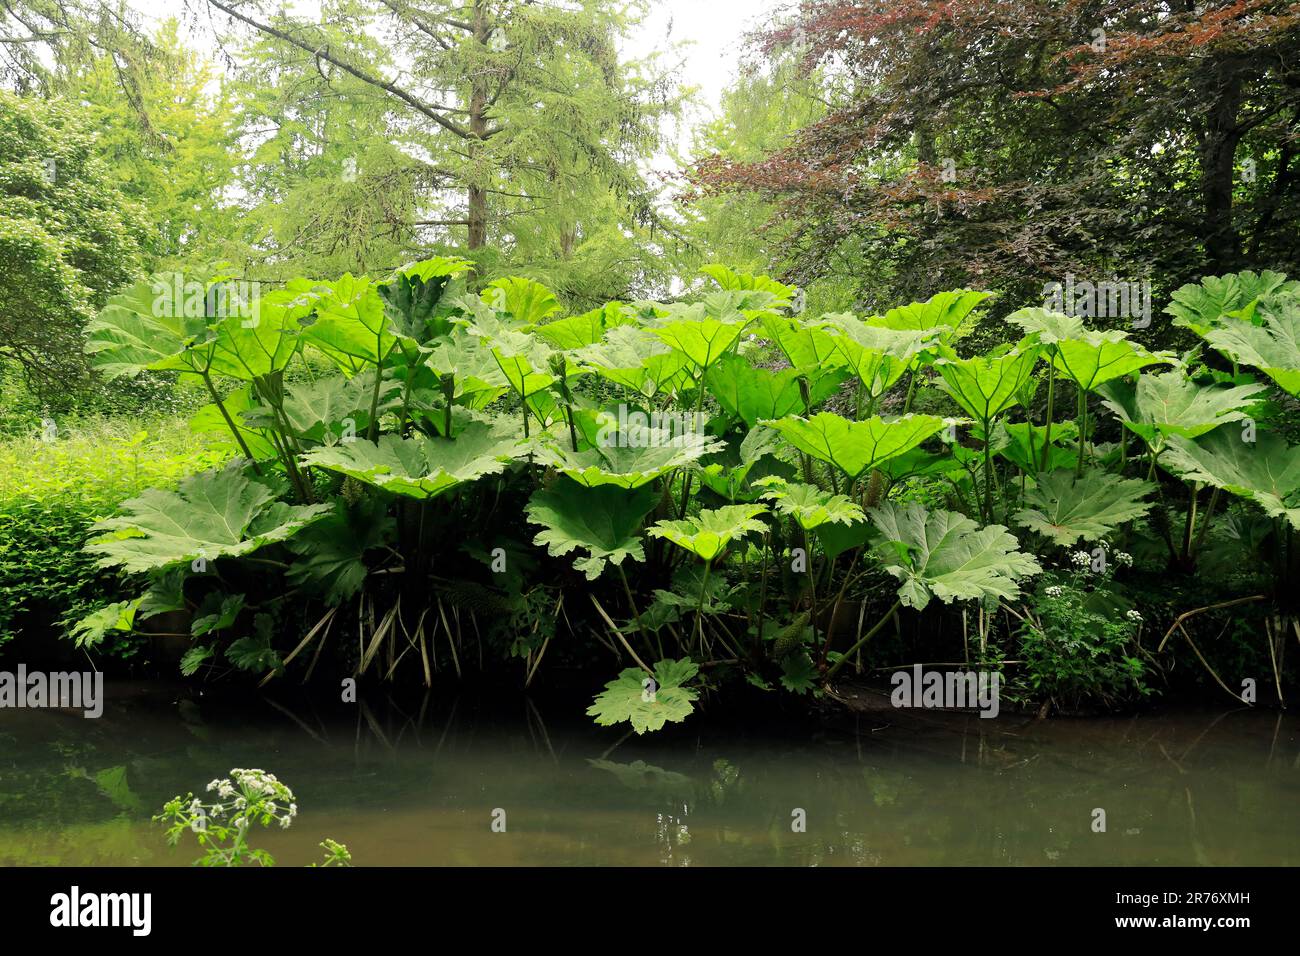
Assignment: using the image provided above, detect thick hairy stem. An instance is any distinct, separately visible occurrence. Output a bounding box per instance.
[826,599,902,679]
[616,563,657,660]
[1075,385,1087,476]
[1039,362,1055,472]
[1192,487,1221,558]
[754,530,771,657]
[200,372,262,474]
[982,421,994,523]
[694,560,712,654]
[1181,483,1200,563]
[367,351,388,442]
[902,371,918,415]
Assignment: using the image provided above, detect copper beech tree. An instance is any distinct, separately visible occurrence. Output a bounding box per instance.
[689,0,1300,312]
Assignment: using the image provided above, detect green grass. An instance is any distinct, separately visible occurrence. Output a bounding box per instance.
[0,415,226,650]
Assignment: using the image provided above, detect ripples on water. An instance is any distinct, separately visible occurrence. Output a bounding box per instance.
[1,683,1297,866]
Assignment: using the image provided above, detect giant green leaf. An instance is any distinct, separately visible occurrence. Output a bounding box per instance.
[816,314,932,397]
[1166,270,1299,336]
[302,421,520,499]
[1202,294,1300,398]
[86,462,331,573]
[705,353,845,428]
[85,271,222,378]
[988,420,1078,475]
[700,264,796,303]
[379,256,471,343]
[758,479,864,531]
[1007,307,1087,343]
[209,285,312,381]
[763,412,949,480]
[868,502,1042,610]
[284,497,394,602]
[300,274,395,373]
[652,316,744,372]
[1098,372,1266,450]
[587,658,700,734]
[526,480,657,580]
[482,276,561,326]
[759,314,847,370]
[424,329,510,407]
[648,504,769,562]
[870,290,991,339]
[935,346,1041,425]
[577,325,690,397]
[1051,331,1172,391]
[536,425,720,489]
[1013,469,1155,546]
[534,302,633,350]
[1161,425,1300,529]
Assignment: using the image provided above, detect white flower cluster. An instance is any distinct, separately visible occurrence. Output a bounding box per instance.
[1114,551,1133,567]
[202,768,299,829]
[1070,550,1091,567]
[1126,609,1143,623]
[1045,585,1063,598]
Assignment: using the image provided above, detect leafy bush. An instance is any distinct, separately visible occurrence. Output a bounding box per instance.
[0,418,224,651]
[45,260,1300,729]
[1011,570,1153,715]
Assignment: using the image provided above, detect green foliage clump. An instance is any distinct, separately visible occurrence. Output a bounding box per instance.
[0,419,224,650]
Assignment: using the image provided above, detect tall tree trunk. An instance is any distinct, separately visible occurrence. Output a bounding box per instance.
[1199,63,1245,272]
[467,0,489,254]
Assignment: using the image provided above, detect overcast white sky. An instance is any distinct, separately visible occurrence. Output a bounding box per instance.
[627,1,783,148]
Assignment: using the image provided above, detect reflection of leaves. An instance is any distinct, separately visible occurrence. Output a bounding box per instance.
[587,759,695,800]
[92,766,142,812]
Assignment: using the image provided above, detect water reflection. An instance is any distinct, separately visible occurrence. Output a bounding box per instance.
[1,684,1297,866]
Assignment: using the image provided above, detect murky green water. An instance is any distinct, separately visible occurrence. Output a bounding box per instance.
[1,683,1297,865]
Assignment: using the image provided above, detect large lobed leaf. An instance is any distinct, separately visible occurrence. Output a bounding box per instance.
[1161,425,1300,529]
[868,502,1041,610]
[1098,371,1266,449]
[536,423,721,490]
[1202,294,1300,398]
[1013,469,1155,546]
[763,412,949,480]
[587,658,700,734]
[648,504,769,562]
[1166,270,1299,336]
[87,461,332,573]
[526,480,657,580]
[302,421,520,499]
[1051,331,1173,390]
[935,345,1041,424]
